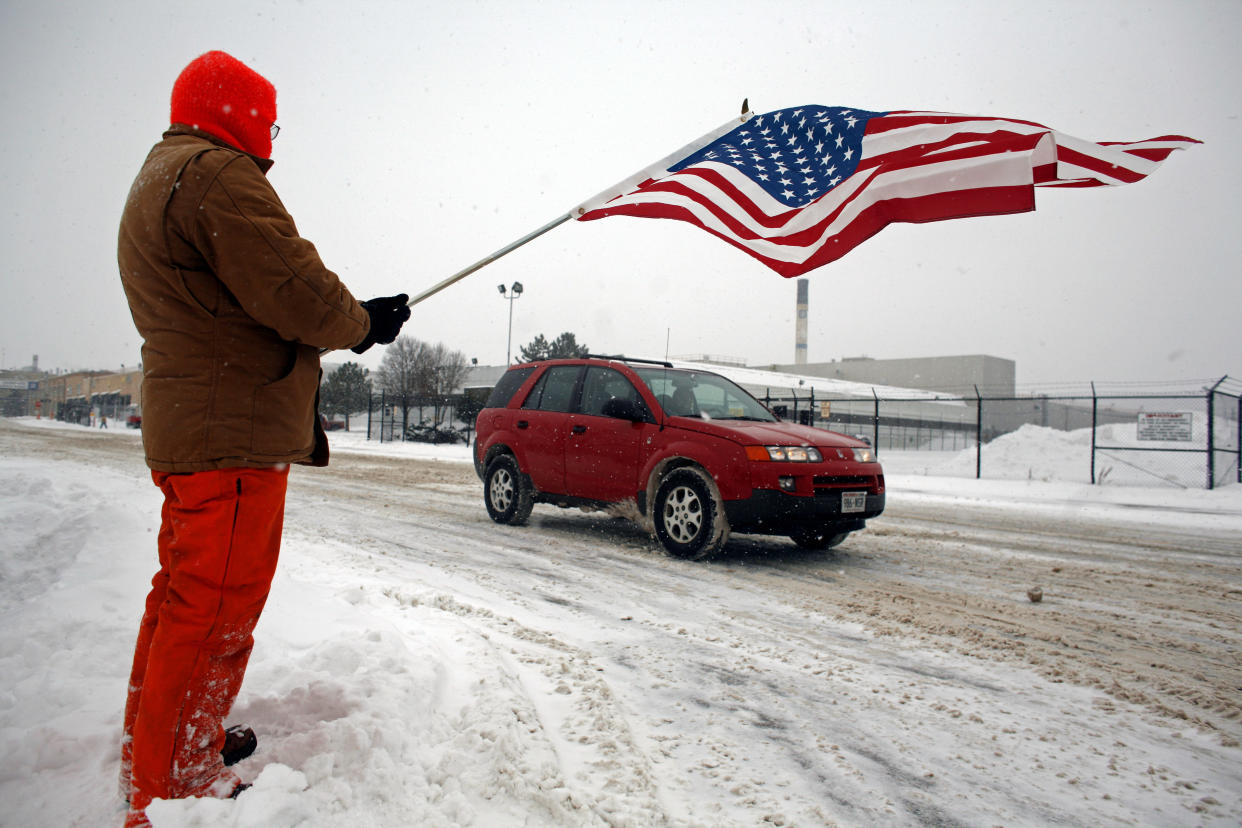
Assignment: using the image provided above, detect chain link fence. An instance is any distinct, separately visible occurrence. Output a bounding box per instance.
[354,390,479,446]
[761,376,1240,490]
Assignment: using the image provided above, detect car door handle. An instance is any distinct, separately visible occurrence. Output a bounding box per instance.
[517,420,529,429]
[571,424,587,434]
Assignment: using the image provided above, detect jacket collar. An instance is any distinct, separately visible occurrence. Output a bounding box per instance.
[164,124,276,174]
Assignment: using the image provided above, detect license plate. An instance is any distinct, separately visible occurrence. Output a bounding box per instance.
[842,491,866,513]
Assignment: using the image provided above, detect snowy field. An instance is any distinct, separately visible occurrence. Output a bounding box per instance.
[1,416,1240,827]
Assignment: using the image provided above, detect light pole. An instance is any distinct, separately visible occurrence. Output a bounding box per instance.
[497,281,524,364]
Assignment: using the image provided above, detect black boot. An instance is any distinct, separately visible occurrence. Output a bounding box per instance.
[222,725,257,766]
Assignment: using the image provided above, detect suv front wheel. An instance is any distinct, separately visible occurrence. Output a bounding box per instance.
[484,454,534,525]
[653,467,729,559]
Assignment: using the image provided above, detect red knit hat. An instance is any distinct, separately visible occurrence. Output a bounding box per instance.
[170,51,277,159]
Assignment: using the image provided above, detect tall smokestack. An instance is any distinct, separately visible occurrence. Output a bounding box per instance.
[794,279,808,365]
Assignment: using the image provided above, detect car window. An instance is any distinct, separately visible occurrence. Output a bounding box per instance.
[521,365,581,412]
[635,367,777,421]
[484,366,536,409]
[579,367,644,417]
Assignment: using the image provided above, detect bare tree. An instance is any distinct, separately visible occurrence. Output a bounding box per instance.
[376,337,471,430]
[375,336,426,428]
[426,342,470,426]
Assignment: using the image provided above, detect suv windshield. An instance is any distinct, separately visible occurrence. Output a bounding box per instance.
[634,367,777,422]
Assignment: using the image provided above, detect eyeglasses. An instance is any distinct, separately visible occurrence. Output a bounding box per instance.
[270,123,280,141]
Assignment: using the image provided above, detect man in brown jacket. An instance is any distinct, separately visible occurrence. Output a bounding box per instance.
[116,50,410,826]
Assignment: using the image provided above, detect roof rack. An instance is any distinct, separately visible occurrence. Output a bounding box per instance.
[585,353,675,368]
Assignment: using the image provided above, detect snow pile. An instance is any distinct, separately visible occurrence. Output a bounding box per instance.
[881,421,1237,489]
[0,452,637,827]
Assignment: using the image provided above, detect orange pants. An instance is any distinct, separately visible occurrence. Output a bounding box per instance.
[120,466,289,820]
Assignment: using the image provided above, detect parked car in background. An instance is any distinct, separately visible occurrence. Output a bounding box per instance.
[474,356,885,559]
[405,423,466,444]
[319,414,346,432]
[126,414,142,429]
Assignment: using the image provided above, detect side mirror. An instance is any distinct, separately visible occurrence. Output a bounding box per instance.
[601,397,645,422]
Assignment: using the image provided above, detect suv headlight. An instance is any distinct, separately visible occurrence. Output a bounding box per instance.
[745,446,823,462]
[851,446,876,463]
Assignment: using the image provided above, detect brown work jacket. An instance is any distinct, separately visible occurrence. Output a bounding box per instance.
[118,126,370,472]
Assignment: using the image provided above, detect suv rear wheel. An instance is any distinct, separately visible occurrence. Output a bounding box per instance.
[484,454,534,525]
[653,467,729,559]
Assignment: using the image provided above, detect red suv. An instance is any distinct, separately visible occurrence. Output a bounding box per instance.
[474,356,885,559]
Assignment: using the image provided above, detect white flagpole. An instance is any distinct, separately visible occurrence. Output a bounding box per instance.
[405,213,573,307]
[403,101,754,309]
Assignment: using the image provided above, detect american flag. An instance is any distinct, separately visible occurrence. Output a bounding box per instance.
[575,105,1199,277]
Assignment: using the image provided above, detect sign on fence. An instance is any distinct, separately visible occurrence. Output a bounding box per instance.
[1136,412,1193,442]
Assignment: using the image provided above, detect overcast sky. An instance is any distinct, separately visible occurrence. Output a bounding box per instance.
[1,0,1238,389]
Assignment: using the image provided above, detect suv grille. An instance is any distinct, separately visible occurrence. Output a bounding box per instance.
[812,474,878,495]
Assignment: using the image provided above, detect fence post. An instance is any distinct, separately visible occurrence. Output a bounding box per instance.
[1237,391,1241,484]
[1207,379,1227,489]
[1090,382,1098,485]
[1206,376,1225,489]
[871,388,880,452]
[366,386,373,441]
[974,385,983,479]
[379,390,386,443]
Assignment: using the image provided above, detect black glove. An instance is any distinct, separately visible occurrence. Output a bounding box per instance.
[351,294,411,354]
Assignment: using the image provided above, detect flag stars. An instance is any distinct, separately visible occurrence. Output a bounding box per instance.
[669,105,880,207]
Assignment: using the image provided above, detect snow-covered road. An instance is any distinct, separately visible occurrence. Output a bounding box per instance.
[1,417,1239,826]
